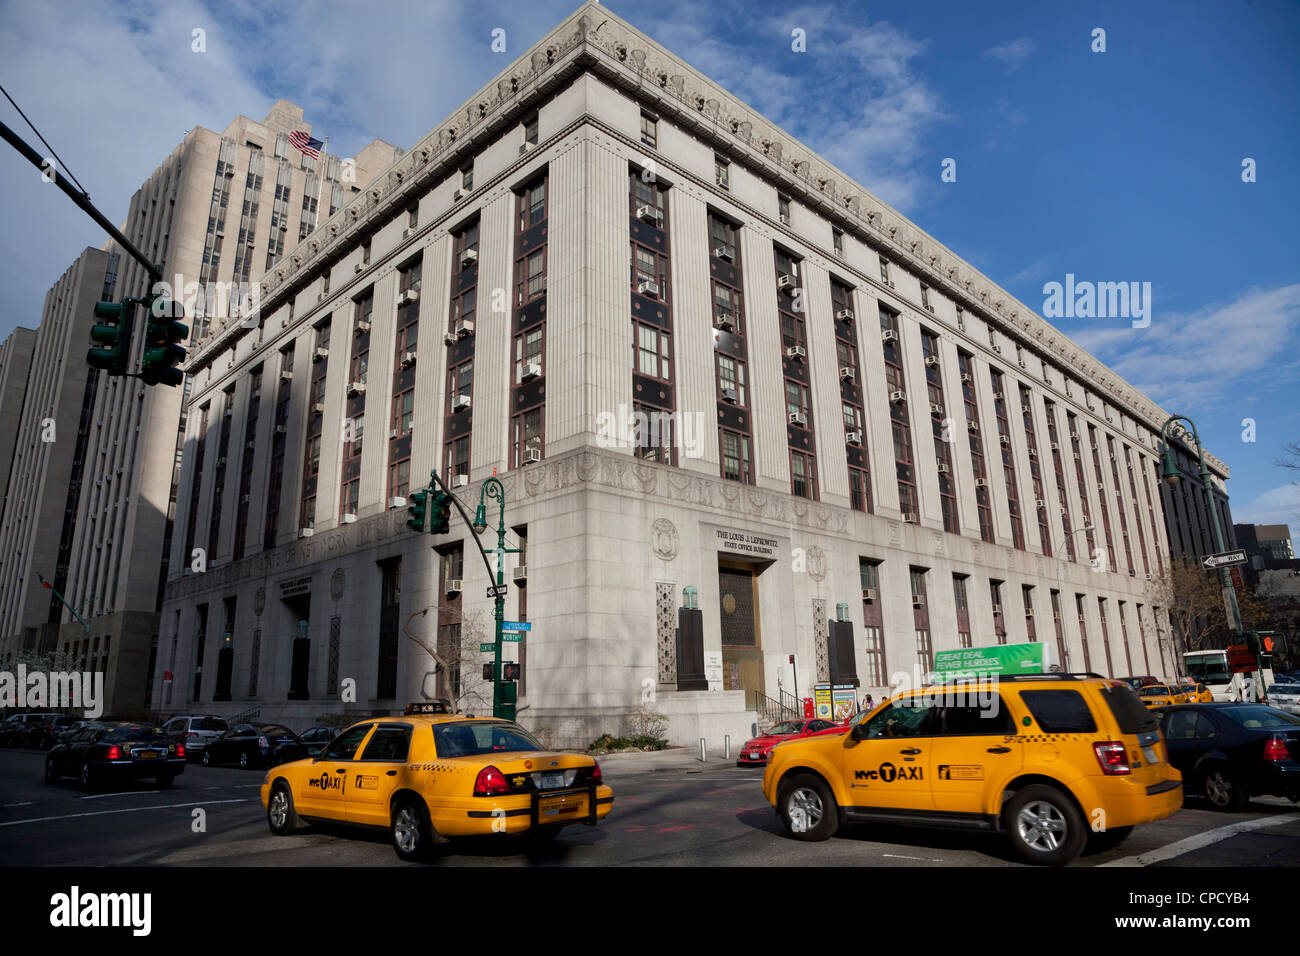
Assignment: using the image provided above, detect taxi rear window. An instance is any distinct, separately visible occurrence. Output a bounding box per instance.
[432,721,543,757]
[1018,690,1097,733]
[1100,685,1157,734]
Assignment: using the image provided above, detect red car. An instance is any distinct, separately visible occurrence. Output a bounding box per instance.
[737,718,842,766]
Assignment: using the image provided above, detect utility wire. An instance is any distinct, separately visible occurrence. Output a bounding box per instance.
[0,82,89,195]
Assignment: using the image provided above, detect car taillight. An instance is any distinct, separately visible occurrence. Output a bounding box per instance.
[1264,737,1290,762]
[473,765,509,796]
[591,760,602,785]
[106,745,121,760]
[176,744,186,758]
[186,732,199,739]
[1093,741,1131,775]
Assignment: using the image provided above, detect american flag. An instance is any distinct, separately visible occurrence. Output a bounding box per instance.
[288,130,324,159]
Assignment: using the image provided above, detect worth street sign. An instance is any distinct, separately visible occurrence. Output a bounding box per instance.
[1202,549,1247,570]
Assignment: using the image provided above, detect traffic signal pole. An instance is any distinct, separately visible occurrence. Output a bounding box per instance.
[0,118,161,284]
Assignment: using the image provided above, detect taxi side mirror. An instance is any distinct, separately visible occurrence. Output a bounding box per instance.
[850,722,869,741]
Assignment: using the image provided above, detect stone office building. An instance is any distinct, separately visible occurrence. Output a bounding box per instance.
[160,3,1214,747]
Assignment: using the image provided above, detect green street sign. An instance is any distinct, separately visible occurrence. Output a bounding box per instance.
[502,633,522,643]
[479,643,495,652]
[933,642,1047,677]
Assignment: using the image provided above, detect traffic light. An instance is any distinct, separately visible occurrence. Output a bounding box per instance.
[86,298,135,375]
[482,663,493,682]
[430,490,453,535]
[139,292,188,387]
[503,662,520,682]
[406,489,428,533]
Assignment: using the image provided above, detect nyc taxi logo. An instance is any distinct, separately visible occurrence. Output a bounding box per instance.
[854,762,922,783]
[307,772,343,791]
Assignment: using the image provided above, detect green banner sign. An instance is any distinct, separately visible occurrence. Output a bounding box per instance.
[933,642,1047,676]
[479,643,495,652]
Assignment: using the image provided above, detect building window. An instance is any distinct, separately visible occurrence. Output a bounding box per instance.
[514,327,544,384]
[832,228,844,256]
[518,248,546,304]
[461,164,474,191]
[454,219,480,268]
[879,258,891,284]
[640,112,657,148]
[712,282,742,333]
[523,113,539,146]
[635,324,672,381]
[388,459,410,500]
[407,205,418,229]
[784,380,810,420]
[447,358,473,408]
[790,450,816,499]
[848,467,870,513]
[720,430,751,483]
[714,156,730,189]
[520,177,546,230]
[391,389,414,436]
[512,408,543,467]
[920,284,932,310]
[716,354,746,405]
[445,435,470,481]
[778,194,790,224]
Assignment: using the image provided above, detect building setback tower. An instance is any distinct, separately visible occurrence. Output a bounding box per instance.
[162,3,1227,745]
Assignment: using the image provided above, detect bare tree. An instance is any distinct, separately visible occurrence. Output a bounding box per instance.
[1274,440,1300,522]
[402,603,494,713]
[1150,558,1281,655]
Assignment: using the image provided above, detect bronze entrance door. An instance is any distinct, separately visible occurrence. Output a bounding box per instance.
[718,564,763,707]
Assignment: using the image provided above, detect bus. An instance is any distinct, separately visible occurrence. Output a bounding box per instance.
[1183,649,1271,702]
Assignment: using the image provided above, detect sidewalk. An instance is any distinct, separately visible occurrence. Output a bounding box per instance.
[593,746,745,774]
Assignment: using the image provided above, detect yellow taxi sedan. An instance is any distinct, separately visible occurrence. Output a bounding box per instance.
[1139,684,1178,708]
[261,712,613,860]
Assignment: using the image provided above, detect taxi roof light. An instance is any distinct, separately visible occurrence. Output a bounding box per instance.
[1093,741,1131,775]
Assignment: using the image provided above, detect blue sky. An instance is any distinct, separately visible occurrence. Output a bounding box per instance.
[1,0,1296,539]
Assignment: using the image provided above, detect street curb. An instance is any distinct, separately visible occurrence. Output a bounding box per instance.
[590,747,739,772]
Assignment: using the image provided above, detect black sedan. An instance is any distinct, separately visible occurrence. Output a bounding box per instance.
[200,723,307,769]
[45,721,186,790]
[297,726,338,756]
[25,714,78,750]
[1157,703,1300,810]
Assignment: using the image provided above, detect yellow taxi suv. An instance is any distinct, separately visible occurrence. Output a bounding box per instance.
[761,674,1182,866]
[261,712,614,861]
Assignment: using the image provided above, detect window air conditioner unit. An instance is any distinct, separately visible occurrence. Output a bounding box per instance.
[347,381,365,396]
[785,345,806,361]
[967,421,979,432]
[445,578,463,596]
[313,402,325,415]
[901,513,917,523]
[1018,359,1028,369]
[991,344,1003,354]
[862,587,877,602]
[959,373,972,384]
[241,494,251,504]
[388,428,399,440]
[453,189,466,201]
[846,430,862,446]
[300,528,314,538]
[1073,452,1082,460]
[1035,499,1046,508]
[912,595,925,608]
[274,424,287,436]
[776,274,795,291]
[839,366,855,383]
[884,279,895,289]
[523,448,542,464]
[714,312,735,331]
[513,566,527,584]
[1028,449,1038,460]
[1050,441,1060,451]
[788,411,807,426]
[341,513,357,524]
[279,222,288,231]
[836,309,855,321]
[1145,573,1153,581]
[460,248,478,267]
[452,394,471,412]
[638,280,660,297]
[1097,483,1106,493]
[712,245,734,262]
[222,168,234,178]
[721,386,738,404]
[401,351,417,369]
[999,434,1010,446]
[889,390,906,403]
[389,496,406,509]
[521,362,541,382]
[444,331,458,346]
[455,320,474,338]
[353,263,364,274]
[313,347,328,362]
[992,604,1004,615]
[974,477,989,488]
[930,403,943,415]
[519,142,534,155]
[881,329,897,342]
[924,356,939,368]
[354,321,371,335]
[279,369,293,383]
[401,289,420,305]
[245,440,256,451]
[936,462,949,474]
[715,174,728,188]
[1060,508,1069,517]
[635,204,659,224]
[450,474,469,489]
[217,456,227,466]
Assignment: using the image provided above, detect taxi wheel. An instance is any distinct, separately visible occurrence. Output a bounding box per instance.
[1200,766,1248,811]
[391,798,438,862]
[778,773,838,841]
[1004,785,1087,866]
[267,782,299,835]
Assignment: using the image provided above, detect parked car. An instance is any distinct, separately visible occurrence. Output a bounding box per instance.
[162,715,230,759]
[0,713,56,746]
[1138,684,1180,708]
[1156,703,1300,810]
[45,721,186,790]
[737,718,843,766]
[1267,682,1300,715]
[24,714,78,750]
[1117,676,1160,692]
[297,727,338,756]
[202,723,307,769]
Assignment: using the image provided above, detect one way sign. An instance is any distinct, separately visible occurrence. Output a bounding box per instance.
[1202,549,1247,570]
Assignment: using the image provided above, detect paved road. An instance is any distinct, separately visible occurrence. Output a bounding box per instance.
[2,748,1297,866]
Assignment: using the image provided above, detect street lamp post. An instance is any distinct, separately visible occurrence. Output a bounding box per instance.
[1159,414,1245,671]
[472,477,521,719]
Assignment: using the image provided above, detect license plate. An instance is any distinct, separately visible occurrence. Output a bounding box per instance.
[137,751,158,759]
[541,772,564,790]
[539,793,586,818]
[1142,745,1159,765]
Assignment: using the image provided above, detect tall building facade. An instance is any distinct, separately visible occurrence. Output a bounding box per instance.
[0,326,38,519]
[1235,523,1294,564]
[160,3,1222,746]
[0,103,397,715]
[1158,429,1235,564]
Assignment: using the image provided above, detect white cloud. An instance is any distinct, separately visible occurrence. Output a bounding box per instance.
[984,38,1036,71]
[1067,283,1300,414]
[1231,483,1300,527]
